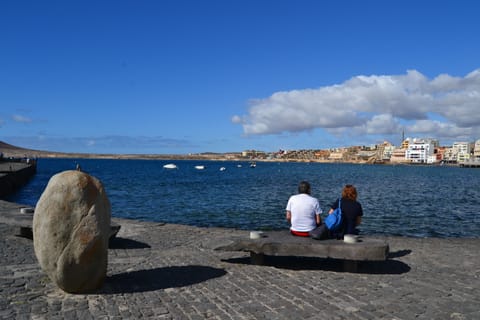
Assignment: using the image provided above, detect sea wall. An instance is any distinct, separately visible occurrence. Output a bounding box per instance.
[0,161,37,198]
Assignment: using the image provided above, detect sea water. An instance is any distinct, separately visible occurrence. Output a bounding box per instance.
[6,158,480,238]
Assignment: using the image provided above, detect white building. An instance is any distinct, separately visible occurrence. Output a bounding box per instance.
[405,138,437,163]
[473,139,480,159]
[452,142,472,163]
[443,147,457,163]
[382,145,396,160]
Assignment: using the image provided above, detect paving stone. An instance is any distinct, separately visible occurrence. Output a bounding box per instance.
[1,201,480,319]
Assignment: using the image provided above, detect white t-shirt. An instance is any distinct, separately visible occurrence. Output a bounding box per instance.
[286,193,322,232]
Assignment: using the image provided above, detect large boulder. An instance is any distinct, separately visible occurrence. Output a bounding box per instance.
[33,170,111,293]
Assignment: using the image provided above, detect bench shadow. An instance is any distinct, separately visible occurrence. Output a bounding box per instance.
[222,256,410,275]
[388,249,412,259]
[108,237,151,249]
[100,265,227,294]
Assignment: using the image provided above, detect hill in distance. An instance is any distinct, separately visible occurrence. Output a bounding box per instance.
[0,141,234,160]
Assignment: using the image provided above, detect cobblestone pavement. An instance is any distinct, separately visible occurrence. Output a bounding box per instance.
[1,209,480,319]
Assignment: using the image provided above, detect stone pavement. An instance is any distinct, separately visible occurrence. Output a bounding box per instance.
[1,204,479,319]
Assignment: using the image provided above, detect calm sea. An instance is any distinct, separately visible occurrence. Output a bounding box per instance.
[6,158,480,238]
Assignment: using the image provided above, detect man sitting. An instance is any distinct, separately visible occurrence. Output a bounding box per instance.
[285,181,323,237]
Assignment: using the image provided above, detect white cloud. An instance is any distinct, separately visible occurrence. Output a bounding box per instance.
[12,114,32,123]
[234,69,480,144]
[231,115,243,124]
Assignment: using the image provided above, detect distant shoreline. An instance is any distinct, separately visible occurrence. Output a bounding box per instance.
[0,140,468,166]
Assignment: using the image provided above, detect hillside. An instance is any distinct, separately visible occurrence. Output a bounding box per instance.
[0,141,230,160]
[0,141,39,157]
[0,140,106,159]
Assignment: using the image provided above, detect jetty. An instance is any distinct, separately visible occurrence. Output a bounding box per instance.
[0,158,37,198]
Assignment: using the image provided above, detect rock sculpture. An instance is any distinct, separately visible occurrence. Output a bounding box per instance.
[33,170,111,293]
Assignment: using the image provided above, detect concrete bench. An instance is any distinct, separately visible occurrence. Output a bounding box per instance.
[215,230,389,272]
[0,200,121,240]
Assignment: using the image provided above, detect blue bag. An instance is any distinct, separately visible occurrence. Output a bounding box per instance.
[325,198,343,231]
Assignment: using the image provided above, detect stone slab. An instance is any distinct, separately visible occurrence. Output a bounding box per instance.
[215,230,389,261]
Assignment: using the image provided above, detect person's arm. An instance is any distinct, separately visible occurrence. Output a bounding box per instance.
[327,199,338,215]
[355,216,362,226]
[316,214,321,225]
[356,203,363,226]
[286,210,292,222]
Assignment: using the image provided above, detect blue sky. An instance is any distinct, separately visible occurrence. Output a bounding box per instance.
[1,0,479,154]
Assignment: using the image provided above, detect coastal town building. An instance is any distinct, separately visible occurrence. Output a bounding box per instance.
[241,150,267,159]
[452,142,472,163]
[328,151,344,161]
[443,147,457,163]
[384,145,396,159]
[435,147,446,162]
[473,139,480,160]
[389,148,407,163]
[405,138,438,164]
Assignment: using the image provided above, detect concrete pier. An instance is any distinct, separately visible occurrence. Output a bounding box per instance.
[0,160,37,198]
[0,200,479,319]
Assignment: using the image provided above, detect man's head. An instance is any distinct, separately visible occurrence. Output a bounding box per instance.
[298,181,311,194]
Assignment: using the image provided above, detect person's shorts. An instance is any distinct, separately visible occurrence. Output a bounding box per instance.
[290,230,310,237]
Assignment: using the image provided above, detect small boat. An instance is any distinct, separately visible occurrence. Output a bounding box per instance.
[195,165,205,170]
[250,162,256,168]
[237,164,242,168]
[163,163,177,169]
[219,167,226,171]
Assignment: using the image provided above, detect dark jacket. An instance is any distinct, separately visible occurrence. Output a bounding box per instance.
[331,197,363,235]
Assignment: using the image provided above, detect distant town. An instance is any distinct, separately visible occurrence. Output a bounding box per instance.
[1,138,480,167]
[239,138,480,167]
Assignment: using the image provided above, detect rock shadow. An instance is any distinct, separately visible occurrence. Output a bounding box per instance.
[108,237,151,249]
[222,256,410,275]
[101,265,227,294]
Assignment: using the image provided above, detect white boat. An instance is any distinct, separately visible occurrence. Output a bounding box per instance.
[195,165,205,170]
[163,163,177,169]
[219,167,226,171]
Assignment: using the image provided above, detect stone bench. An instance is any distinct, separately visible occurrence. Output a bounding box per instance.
[0,200,121,240]
[215,230,389,272]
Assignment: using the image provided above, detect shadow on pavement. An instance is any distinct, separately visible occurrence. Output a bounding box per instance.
[101,265,227,294]
[222,255,410,275]
[109,237,151,249]
[388,249,412,259]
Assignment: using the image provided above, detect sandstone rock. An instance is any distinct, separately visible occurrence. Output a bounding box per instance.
[33,170,111,293]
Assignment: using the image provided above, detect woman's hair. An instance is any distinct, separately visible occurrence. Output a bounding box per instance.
[298,181,311,194]
[342,184,357,201]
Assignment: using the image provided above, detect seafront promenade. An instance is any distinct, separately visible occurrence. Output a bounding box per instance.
[1,201,479,319]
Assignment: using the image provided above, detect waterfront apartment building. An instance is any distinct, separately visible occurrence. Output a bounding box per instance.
[443,147,457,163]
[382,145,396,160]
[405,138,438,164]
[452,142,472,163]
[390,148,408,163]
[474,139,480,159]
